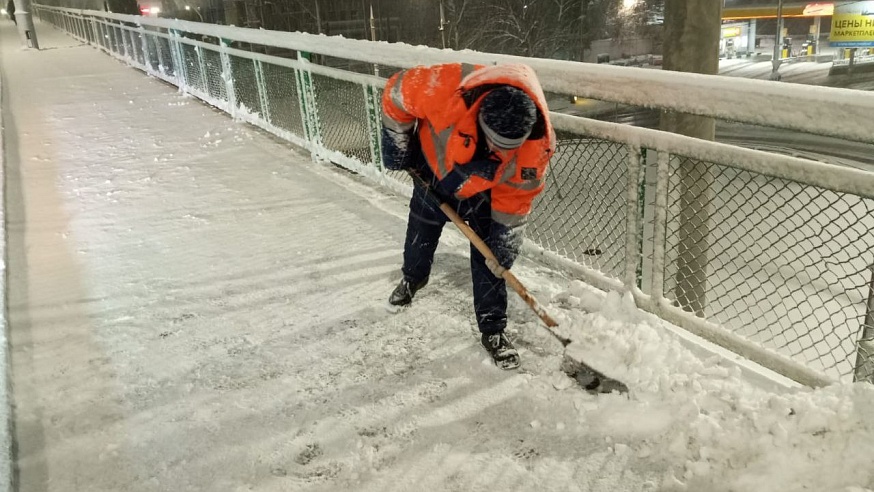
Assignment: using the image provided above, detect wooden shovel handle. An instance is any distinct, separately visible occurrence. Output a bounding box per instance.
[408,171,563,334]
[434,200,559,328]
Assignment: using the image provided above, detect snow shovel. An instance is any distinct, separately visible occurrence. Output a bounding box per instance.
[407,170,627,393]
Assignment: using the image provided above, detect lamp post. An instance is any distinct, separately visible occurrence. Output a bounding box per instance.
[184,5,203,22]
[770,0,784,80]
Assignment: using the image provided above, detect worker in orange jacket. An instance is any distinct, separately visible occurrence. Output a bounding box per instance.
[382,62,555,370]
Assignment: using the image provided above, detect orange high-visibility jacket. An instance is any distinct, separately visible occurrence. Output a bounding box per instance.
[382,63,555,228]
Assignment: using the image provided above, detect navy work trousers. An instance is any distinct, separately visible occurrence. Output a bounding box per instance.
[401,166,522,335]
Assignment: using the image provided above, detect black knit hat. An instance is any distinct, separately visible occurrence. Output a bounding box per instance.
[478,86,537,149]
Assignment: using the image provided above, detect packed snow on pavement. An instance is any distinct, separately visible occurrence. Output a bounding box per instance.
[1,21,873,492]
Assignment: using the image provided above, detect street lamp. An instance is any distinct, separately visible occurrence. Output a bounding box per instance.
[184,5,203,22]
[438,0,448,49]
[770,0,784,80]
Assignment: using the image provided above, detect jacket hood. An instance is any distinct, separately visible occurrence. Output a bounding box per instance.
[459,64,550,116]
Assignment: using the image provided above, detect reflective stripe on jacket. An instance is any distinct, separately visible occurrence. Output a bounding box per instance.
[382,63,555,227]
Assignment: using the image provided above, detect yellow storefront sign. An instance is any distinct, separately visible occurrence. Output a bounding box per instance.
[722,26,742,38]
[830,1,874,47]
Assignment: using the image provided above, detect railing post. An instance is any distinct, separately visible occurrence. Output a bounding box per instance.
[294,51,323,159]
[362,84,383,169]
[110,23,119,54]
[94,19,103,50]
[195,45,209,96]
[651,151,670,303]
[636,148,650,289]
[854,265,874,383]
[153,31,166,76]
[219,39,237,118]
[254,59,272,124]
[108,22,118,54]
[82,16,97,45]
[624,145,643,289]
[169,29,189,92]
[121,24,133,61]
[139,26,152,73]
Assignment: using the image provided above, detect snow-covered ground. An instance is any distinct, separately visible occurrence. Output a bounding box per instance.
[2,21,874,492]
[717,57,874,90]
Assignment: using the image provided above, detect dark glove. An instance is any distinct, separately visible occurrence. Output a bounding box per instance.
[381,127,418,171]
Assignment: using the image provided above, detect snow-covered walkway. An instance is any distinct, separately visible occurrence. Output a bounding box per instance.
[2,21,874,492]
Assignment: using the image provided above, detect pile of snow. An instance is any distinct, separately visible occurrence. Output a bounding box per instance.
[540,282,874,491]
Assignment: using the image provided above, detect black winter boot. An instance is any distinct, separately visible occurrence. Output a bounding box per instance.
[481,331,520,370]
[386,277,429,312]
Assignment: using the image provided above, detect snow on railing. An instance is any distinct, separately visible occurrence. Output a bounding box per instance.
[35,5,874,388]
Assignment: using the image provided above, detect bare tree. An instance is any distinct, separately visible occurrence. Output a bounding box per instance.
[580,0,617,54]
[443,0,581,59]
[442,0,483,50]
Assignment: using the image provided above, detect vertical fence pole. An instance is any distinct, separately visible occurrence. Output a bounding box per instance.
[624,145,642,289]
[139,26,152,74]
[651,151,670,303]
[109,23,124,58]
[129,29,141,66]
[294,52,323,159]
[169,29,188,92]
[104,22,114,53]
[636,148,649,289]
[254,59,272,124]
[196,45,209,96]
[154,32,167,77]
[363,84,383,170]
[854,265,874,383]
[90,18,99,47]
[294,67,312,141]
[95,20,105,51]
[219,39,237,118]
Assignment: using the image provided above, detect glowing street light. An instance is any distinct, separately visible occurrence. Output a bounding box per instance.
[621,0,639,13]
[184,5,203,22]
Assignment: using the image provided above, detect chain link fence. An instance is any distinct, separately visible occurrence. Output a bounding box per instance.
[529,134,630,280]
[35,6,874,386]
[657,155,874,378]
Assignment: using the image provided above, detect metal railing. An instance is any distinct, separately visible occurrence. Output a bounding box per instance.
[34,5,874,387]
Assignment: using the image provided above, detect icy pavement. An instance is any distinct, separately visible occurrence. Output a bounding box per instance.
[1,21,873,492]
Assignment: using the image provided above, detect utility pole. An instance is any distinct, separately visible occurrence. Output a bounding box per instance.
[770,0,784,80]
[661,0,722,317]
[13,0,40,49]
